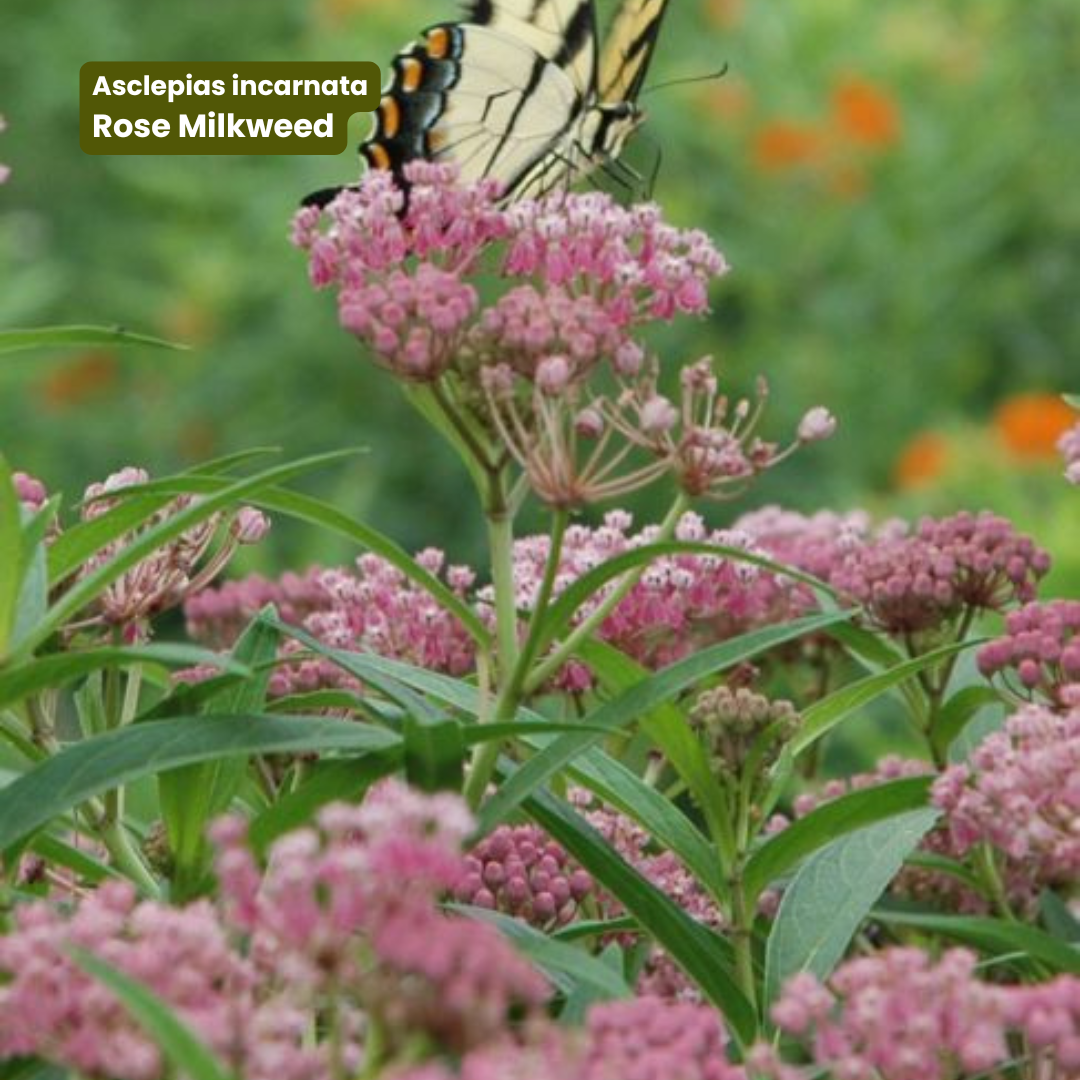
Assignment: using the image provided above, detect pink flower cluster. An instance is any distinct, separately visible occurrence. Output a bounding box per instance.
[13,470,47,508]
[1059,418,1080,485]
[184,568,333,649]
[0,880,313,1080]
[829,510,1050,636]
[763,947,1080,1080]
[455,824,596,929]
[933,703,1080,897]
[391,996,749,1080]
[76,467,269,638]
[214,782,548,1057]
[507,510,806,688]
[0,113,9,185]
[977,599,1080,707]
[186,551,476,696]
[295,164,831,506]
[0,782,561,1080]
[572,789,725,1000]
[294,164,723,386]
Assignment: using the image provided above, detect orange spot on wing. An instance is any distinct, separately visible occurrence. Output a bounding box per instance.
[425,27,450,59]
[400,57,423,93]
[380,97,401,139]
[364,142,392,170]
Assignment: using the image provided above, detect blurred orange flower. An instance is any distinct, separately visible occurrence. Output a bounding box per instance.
[994,392,1076,459]
[894,431,950,489]
[752,121,824,172]
[698,77,752,123]
[704,0,745,29]
[831,77,901,149]
[39,351,118,409]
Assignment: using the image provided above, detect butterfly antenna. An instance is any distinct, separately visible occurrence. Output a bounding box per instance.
[641,63,730,98]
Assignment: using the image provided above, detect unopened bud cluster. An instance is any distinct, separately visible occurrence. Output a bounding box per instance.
[690,685,800,777]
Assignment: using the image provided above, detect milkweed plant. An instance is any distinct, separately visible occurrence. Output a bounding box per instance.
[1,143,1079,1080]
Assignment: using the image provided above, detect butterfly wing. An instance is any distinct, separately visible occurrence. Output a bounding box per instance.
[362,0,599,196]
[596,0,670,106]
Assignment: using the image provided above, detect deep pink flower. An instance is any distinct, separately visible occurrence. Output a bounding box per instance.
[933,703,1080,895]
[977,599,1080,707]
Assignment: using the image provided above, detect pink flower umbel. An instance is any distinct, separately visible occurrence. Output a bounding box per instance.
[0,114,9,184]
[1059,418,1080,484]
[457,824,595,929]
[829,510,1050,638]
[933,702,1080,898]
[764,948,1080,1080]
[295,164,829,508]
[213,781,549,1056]
[978,599,1080,706]
[74,467,269,641]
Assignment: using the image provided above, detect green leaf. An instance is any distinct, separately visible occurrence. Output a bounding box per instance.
[71,950,234,1080]
[764,809,940,1006]
[404,712,465,792]
[576,639,728,897]
[0,714,400,852]
[874,904,1080,974]
[451,904,631,1001]
[1063,393,1080,410]
[0,325,188,355]
[10,530,48,654]
[0,1060,69,1080]
[0,457,22,656]
[1041,890,1080,944]
[931,685,1002,761]
[24,451,360,658]
[743,777,934,904]
[31,833,121,884]
[479,611,850,837]
[248,748,403,854]
[793,641,974,755]
[159,614,282,898]
[0,644,247,712]
[567,747,725,900]
[524,787,758,1047]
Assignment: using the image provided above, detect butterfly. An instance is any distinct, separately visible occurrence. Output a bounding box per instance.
[304,0,670,206]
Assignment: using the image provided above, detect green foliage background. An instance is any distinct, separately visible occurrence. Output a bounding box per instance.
[1,0,1078,569]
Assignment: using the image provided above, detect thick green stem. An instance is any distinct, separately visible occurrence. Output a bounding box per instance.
[524,493,689,694]
[463,469,519,809]
[729,876,759,1015]
[503,508,569,708]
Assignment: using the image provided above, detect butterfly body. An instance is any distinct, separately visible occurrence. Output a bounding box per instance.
[305,0,669,206]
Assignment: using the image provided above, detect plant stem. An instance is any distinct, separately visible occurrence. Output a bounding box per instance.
[463,468,519,809]
[502,508,569,708]
[524,493,689,694]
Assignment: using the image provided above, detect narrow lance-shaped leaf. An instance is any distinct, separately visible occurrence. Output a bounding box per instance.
[480,610,850,837]
[523,787,758,1047]
[0,714,400,852]
[0,325,188,354]
[792,641,975,756]
[742,777,934,905]
[159,614,283,898]
[763,809,940,1007]
[0,644,248,713]
[71,950,235,1080]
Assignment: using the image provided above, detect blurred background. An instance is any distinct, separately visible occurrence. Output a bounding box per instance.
[2,0,1078,588]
